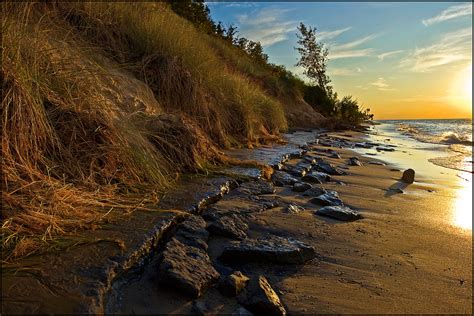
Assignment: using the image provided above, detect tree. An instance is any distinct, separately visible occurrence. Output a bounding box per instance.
[295,23,331,95]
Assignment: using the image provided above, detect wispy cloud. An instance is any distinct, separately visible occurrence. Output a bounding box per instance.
[318,27,352,41]
[327,34,378,60]
[400,27,472,72]
[327,66,362,76]
[377,50,404,61]
[370,77,397,91]
[236,8,297,47]
[422,3,472,26]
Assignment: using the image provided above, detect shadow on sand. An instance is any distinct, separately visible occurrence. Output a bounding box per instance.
[385,180,409,197]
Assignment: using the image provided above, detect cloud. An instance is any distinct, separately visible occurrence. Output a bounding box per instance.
[377,50,404,61]
[327,66,362,76]
[370,77,397,91]
[327,34,378,59]
[422,3,472,26]
[236,8,298,47]
[400,27,472,72]
[318,27,352,41]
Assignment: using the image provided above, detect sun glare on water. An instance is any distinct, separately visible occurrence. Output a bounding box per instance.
[453,175,472,230]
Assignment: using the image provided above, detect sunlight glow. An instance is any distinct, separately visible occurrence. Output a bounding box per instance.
[453,173,472,230]
[462,65,472,101]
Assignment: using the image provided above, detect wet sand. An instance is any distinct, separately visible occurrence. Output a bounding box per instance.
[110,130,472,314]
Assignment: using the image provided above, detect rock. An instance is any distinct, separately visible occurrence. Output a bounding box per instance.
[292,182,312,192]
[232,307,254,316]
[355,142,372,148]
[271,171,299,186]
[315,206,362,221]
[207,214,248,240]
[288,150,306,160]
[283,165,307,177]
[401,169,415,184]
[285,204,304,214]
[348,157,363,166]
[238,276,286,316]
[368,161,385,165]
[389,188,404,194]
[310,191,344,207]
[330,153,342,159]
[203,196,279,221]
[390,168,400,172]
[301,171,331,183]
[219,271,250,297]
[303,156,317,165]
[272,162,284,171]
[192,300,213,315]
[314,158,345,175]
[302,186,327,197]
[376,146,395,152]
[219,234,316,265]
[158,238,220,298]
[237,180,275,195]
[175,215,209,250]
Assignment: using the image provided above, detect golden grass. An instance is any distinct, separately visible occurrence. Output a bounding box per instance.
[1,2,288,261]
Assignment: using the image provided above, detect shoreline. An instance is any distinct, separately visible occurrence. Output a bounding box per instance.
[2,127,472,314]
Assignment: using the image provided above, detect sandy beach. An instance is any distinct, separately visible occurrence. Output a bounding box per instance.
[107,127,472,314]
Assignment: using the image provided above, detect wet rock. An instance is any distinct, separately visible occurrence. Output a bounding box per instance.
[203,196,279,221]
[376,146,395,152]
[348,157,363,166]
[219,271,250,297]
[303,156,317,165]
[355,142,372,148]
[401,168,415,184]
[207,214,248,240]
[285,204,304,214]
[237,180,275,195]
[288,150,306,159]
[292,182,312,192]
[302,186,327,197]
[175,215,209,250]
[314,158,345,175]
[271,171,299,186]
[238,276,286,316]
[310,191,344,207]
[158,238,220,298]
[330,153,342,159]
[272,162,285,171]
[219,234,316,264]
[301,171,331,183]
[314,206,362,221]
[283,165,307,177]
[232,307,254,316]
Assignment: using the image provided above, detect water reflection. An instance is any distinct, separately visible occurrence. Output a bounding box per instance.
[453,173,472,230]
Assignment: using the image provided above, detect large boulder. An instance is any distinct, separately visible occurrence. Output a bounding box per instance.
[310,190,344,207]
[238,276,286,316]
[207,214,248,240]
[271,171,299,186]
[314,206,362,221]
[219,234,316,264]
[219,271,250,297]
[158,238,220,298]
[401,169,415,184]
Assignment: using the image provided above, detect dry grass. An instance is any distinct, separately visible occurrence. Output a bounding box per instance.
[1,2,289,261]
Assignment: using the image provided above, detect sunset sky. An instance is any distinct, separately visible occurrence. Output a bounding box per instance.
[209,2,472,120]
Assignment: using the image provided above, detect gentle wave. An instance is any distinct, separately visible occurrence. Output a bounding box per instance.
[398,123,473,147]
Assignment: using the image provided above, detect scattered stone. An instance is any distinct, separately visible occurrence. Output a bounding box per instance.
[175,215,209,251]
[390,168,400,172]
[237,180,275,195]
[288,150,306,159]
[401,168,415,184]
[286,204,304,214]
[271,171,299,186]
[348,157,363,166]
[355,142,372,148]
[219,271,250,297]
[302,186,327,197]
[301,171,331,183]
[272,162,284,171]
[330,153,342,159]
[207,214,248,240]
[292,182,312,192]
[310,190,344,207]
[314,158,345,175]
[283,165,307,177]
[315,206,362,221]
[366,153,377,156]
[368,161,385,166]
[238,276,287,316]
[219,234,316,264]
[158,238,220,298]
[303,156,317,165]
[376,146,395,152]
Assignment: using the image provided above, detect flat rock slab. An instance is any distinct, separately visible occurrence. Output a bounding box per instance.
[314,206,362,221]
[238,276,286,316]
[237,180,275,195]
[175,215,209,250]
[219,235,316,265]
[314,158,345,176]
[202,196,279,221]
[310,191,344,207]
[292,182,312,192]
[207,214,249,240]
[301,171,331,183]
[219,271,250,297]
[158,238,220,298]
[271,171,299,186]
[302,186,327,197]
